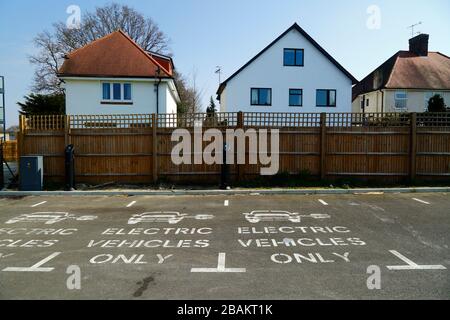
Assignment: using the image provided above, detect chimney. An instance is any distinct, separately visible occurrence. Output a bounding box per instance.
[409,34,429,56]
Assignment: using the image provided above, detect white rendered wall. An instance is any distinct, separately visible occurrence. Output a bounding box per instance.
[64,78,177,115]
[220,28,353,113]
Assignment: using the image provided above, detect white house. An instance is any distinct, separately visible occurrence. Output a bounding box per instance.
[352,34,450,113]
[217,23,357,113]
[58,30,179,116]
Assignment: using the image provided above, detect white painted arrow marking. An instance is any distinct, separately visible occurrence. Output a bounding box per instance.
[3,252,61,272]
[386,250,446,270]
[31,201,47,208]
[191,253,246,273]
[412,198,430,205]
[127,201,137,208]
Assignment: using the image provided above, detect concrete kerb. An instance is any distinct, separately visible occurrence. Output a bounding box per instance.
[0,187,449,197]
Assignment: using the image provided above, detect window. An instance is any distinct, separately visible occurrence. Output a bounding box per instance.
[394,91,407,110]
[284,49,304,66]
[102,83,111,100]
[113,83,122,100]
[366,99,369,107]
[102,83,133,103]
[251,88,272,106]
[289,89,303,107]
[316,89,336,107]
[124,83,132,101]
[424,92,441,112]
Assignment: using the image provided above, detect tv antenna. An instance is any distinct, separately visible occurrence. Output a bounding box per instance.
[407,22,422,37]
[215,66,222,85]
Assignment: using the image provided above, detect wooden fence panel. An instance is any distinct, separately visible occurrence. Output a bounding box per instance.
[70,128,153,184]
[17,113,450,185]
[157,128,226,184]
[21,130,65,182]
[326,127,410,178]
[2,141,18,161]
[416,127,450,177]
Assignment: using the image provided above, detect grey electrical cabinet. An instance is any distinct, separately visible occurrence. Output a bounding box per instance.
[19,156,43,191]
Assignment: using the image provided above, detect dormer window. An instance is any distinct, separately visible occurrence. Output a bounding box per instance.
[284,49,304,66]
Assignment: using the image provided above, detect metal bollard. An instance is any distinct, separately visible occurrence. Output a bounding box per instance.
[65,144,75,191]
[220,142,230,190]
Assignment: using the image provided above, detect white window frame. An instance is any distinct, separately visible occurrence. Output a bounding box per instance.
[394,91,408,111]
[101,82,133,103]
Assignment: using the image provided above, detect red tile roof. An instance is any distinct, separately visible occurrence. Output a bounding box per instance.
[58,30,173,78]
[353,51,450,100]
[148,52,173,75]
[386,51,450,89]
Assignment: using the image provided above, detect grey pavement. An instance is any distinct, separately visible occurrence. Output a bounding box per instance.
[0,192,448,300]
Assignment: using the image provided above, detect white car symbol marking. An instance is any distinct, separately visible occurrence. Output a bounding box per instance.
[5,212,98,225]
[242,210,331,224]
[128,212,215,225]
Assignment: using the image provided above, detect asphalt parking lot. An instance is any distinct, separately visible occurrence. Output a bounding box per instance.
[0,192,449,300]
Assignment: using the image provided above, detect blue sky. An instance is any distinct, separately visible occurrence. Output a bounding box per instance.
[1,0,449,126]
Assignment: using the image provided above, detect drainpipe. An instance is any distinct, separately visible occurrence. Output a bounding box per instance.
[377,89,385,114]
[155,67,162,114]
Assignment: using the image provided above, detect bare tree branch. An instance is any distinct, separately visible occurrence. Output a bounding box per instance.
[29,2,171,94]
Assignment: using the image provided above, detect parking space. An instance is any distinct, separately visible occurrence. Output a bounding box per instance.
[0,192,449,299]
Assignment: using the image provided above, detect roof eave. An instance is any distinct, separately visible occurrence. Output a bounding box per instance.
[58,74,174,80]
[217,83,226,96]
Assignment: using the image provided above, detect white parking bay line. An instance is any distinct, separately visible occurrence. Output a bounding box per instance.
[318,199,328,206]
[412,198,430,205]
[31,201,47,208]
[127,201,137,208]
[224,200,229,207]
[191,253,246,273]
[3,252,61,272]
[387,250,446,271]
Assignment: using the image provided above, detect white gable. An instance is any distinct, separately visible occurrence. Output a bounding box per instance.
[220,27,353,113]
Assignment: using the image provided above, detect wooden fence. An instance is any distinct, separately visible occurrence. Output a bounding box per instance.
[17,112,450,185]
[1,141,18,162]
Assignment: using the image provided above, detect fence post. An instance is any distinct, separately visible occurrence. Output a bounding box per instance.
[237,112,244,182]
[16,115,25,179]
[64,115,70,147]
[320,113,327,180]
[410,113,417,182]
[18,115,25,159]
[152,114,158,183]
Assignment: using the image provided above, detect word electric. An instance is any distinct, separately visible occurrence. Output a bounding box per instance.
[102,228,213,235]
[238,226,350,235]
